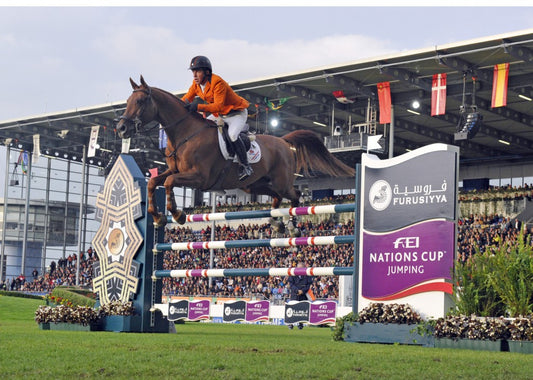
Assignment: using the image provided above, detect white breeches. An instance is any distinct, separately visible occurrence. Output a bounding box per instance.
[208,109,248,142]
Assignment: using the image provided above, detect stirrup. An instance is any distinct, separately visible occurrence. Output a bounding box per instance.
[238,165,253,180]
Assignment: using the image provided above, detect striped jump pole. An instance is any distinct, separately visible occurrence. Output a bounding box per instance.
[154,266,355,279]
[155,234,354,251]
[167,203,356,224]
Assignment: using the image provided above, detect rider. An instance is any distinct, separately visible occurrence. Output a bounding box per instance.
[181,55,253,180]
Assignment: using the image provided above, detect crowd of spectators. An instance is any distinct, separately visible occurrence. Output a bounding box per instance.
[5,187,533,300]
[3,249,98,293]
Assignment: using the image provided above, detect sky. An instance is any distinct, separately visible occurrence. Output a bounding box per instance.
[0,4,532,122]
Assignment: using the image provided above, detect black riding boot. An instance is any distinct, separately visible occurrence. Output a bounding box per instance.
[233,137,253,180]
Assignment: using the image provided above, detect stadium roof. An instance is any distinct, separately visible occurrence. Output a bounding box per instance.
[2,29,533,176]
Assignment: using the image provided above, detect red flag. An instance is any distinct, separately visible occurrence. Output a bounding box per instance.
[149,168,158,178]
[491,63,509,108]
[332,90,354,104]
[431,73,447,116]
[377,82,391,124]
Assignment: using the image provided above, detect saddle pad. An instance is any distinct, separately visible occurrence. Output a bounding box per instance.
[217,131,261,163]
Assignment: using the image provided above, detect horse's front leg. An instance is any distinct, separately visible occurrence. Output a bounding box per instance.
[147,171,172,227]
[163,170,207,225]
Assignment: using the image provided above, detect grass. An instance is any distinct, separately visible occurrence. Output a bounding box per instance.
[1,295,532,379]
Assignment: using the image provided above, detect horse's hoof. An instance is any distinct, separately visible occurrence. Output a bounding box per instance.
[153,214,167,228]
[175,212,186,225]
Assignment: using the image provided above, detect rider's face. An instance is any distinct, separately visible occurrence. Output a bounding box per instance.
[192,69,207,85]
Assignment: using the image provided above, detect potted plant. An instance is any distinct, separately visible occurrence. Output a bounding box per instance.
[507,316,533,354]
[339,303,434,346]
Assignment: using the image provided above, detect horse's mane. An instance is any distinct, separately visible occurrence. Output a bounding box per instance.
[151,86,210,123]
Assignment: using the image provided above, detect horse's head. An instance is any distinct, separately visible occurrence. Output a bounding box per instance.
[116,75,158,139]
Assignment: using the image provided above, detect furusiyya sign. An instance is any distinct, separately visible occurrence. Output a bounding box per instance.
[359,144,458,318]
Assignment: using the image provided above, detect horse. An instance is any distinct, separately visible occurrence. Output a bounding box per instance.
[116,76,355,236]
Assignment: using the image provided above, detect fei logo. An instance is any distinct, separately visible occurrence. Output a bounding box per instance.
[393,237,419,249]
[368,180,392,211]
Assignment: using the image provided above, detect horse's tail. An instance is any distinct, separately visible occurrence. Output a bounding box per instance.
[282,130,355,177]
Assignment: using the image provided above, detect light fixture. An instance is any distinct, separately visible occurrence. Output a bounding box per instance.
[411,100,420,109]
[54,152,60,157]
[407,109,421,115]
[519,94,533,101]
[498,139,510,145]
[333,126,342,136]
[313,121,327,127]
[455,111,483,140]
[154,160,166,165]
[270,118,279,128]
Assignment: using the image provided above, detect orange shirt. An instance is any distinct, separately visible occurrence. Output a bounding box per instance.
[181,73,249,117]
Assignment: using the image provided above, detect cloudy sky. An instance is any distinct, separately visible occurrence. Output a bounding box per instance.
[1,4,532,121]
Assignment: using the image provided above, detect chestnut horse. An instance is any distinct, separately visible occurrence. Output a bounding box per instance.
[116,76,354,234]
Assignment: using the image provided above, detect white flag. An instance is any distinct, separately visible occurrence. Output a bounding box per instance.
[367,134,383,152]
[88,125,100,157]
[33,134,40,163]
[121,138,131,154]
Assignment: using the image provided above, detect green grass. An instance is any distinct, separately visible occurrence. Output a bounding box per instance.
[1,295,532,379]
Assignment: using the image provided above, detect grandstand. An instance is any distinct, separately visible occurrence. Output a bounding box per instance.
[3,29,533,298]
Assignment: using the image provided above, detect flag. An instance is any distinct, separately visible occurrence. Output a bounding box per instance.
[149,168,158,178]
[332,90,354,104]
[32,134,40,163]
[431,73,447,116]
[377,82,391,124]
[367,134,383,152]
[18,151,29,174]
[491,63,509,108]
[88,125,100,157]
[121,138,130,153]
[158,126,167,149]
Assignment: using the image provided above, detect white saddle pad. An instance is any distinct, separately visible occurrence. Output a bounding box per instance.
[217,131,261,163]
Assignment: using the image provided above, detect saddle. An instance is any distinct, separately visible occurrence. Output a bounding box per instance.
[219,124,251,156]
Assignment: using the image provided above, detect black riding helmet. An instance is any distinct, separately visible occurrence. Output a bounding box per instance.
[189,56,212,73]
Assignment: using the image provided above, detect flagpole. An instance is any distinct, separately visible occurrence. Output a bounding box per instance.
[76,144,87,287]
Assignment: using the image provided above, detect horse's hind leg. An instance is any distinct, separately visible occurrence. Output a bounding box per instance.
[268,196,286,235]
[287,188,302,237]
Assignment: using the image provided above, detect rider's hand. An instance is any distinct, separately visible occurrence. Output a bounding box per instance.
[185,102,198,113]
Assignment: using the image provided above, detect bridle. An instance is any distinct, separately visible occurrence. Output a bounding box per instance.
[115,87,157,135]
[116,86,212,158]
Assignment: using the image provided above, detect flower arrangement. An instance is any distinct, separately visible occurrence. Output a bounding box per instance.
[333,303,422,341]
[35,301,135,327]
[97,301,135,317]
[44,294,73,308]
[357,303,422,325]
[35,305,99,326]
[507,316,533,341]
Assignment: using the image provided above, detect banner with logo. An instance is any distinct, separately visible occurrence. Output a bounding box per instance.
[168,299,210,321]
[223,300,247,322]
[168,300,189,321]
[188,300,210,321]
[359,143,459,318]
[309,301,337,325]
[284,301,310,324]
[245,300,270,323]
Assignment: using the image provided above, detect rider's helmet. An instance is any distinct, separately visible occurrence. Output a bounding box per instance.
[189,56,212,73]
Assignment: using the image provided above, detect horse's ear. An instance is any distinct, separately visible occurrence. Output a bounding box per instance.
[129,77,139,89]
[140,75,148,88]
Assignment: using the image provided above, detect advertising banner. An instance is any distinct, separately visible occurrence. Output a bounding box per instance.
[168,300,189,322]
[223,300,247,322]
[245,300,270,323]
[359,144,459,318]
[284,301,310,324]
